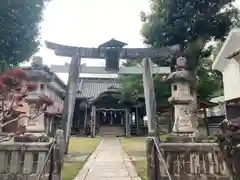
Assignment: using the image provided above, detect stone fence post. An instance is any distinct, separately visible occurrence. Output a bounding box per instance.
[54,129,65,180]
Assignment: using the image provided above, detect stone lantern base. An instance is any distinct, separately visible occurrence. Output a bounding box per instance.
[26,112,45,133]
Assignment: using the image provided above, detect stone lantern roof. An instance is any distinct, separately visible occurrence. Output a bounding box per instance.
[167,56,196,83]
[167,70,196,83]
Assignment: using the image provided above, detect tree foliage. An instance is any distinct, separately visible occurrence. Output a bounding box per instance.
[141,0,240,69]
[0,0,49,66]
[197,57,223,100]
[0,67,53,133]
[120,57,222,105]
[120,0,238,105]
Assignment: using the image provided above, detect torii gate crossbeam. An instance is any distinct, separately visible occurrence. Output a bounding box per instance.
[50,64,171,74]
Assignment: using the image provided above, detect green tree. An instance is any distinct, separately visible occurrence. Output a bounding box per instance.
[141,0,239,69]
[121,0,238,103]
[120,56,222,105]
[0,0,49,66]
[197,57,223,100]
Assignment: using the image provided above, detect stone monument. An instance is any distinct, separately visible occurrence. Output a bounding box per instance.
[167,56,198,135]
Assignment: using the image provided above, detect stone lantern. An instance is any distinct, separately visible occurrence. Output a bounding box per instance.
[26,58,53,133]
[167,56,197,134]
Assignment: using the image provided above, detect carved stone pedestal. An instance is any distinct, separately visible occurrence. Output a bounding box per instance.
[165,133,195,142]
[21,111,48,142]
[14,132,49,142]
[172,104,199,135]
[26,112,45,132]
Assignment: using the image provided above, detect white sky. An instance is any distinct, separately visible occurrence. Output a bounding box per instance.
[28,0,150,83]
[24,0,240,83]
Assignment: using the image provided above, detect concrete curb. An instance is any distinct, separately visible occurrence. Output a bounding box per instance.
[120,140,142,180]
[73,139,104,180]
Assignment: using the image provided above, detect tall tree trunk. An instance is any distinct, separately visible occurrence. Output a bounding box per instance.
[184,38,206,135]
[203,108,210,136]
[189,70,199,135]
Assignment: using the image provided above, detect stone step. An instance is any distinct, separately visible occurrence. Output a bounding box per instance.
[98,126,124,136]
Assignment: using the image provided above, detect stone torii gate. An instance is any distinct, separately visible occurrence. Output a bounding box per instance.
[45,39,178,144]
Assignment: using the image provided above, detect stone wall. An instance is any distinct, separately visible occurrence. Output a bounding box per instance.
[0,140,55,180]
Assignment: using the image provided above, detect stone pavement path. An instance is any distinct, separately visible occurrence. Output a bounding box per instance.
[73,138,142,180]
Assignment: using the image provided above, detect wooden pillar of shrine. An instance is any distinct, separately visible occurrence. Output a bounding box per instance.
[135,107,140,135]
[121,111,124,125]
[125,108,130,137]
[91,105,96,138]
[84,105,88,131]
[48,115,53,136]
[203,108,210,136]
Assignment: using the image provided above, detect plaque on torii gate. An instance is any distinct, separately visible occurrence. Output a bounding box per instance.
[45,39,178,148]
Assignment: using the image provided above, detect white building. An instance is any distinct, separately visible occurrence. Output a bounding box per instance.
[212,28,240,120]
[212,28,240,101]
[206,96,225,117]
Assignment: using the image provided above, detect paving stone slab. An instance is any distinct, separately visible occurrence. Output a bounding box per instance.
[73,138,142,180]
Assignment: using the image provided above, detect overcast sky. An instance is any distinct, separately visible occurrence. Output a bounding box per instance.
[29,0,150,82]
[27,0,240,83]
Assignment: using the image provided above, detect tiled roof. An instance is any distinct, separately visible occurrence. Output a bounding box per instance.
[210,96,225,103]
[76,77,119,98]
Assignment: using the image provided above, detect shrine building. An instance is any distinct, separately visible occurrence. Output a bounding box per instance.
[71,76,147,137]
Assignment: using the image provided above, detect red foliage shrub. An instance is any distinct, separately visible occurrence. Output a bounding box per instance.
[16,93,28,101]
[39,95,54,106]
[5,68,28,80]
[0,68,30,89]
[0,67,54,132]
[35,95,54,112]
[0,80,5,90]
[27,83,38,91]
[1,74,20,88]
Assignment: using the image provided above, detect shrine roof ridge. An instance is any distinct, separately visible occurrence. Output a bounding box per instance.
[78,77,118,80]
[76,77,119,99]
[79,76,119,80]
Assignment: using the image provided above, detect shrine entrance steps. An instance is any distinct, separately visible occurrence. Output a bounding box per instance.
[73,138,141,180]
[98,125,125,137]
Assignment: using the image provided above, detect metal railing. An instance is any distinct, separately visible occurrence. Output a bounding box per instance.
[147,137,172,180]
[152,137,172,180]
[36,139,56,180]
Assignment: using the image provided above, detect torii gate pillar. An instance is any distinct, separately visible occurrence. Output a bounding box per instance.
[61,55,80,152]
